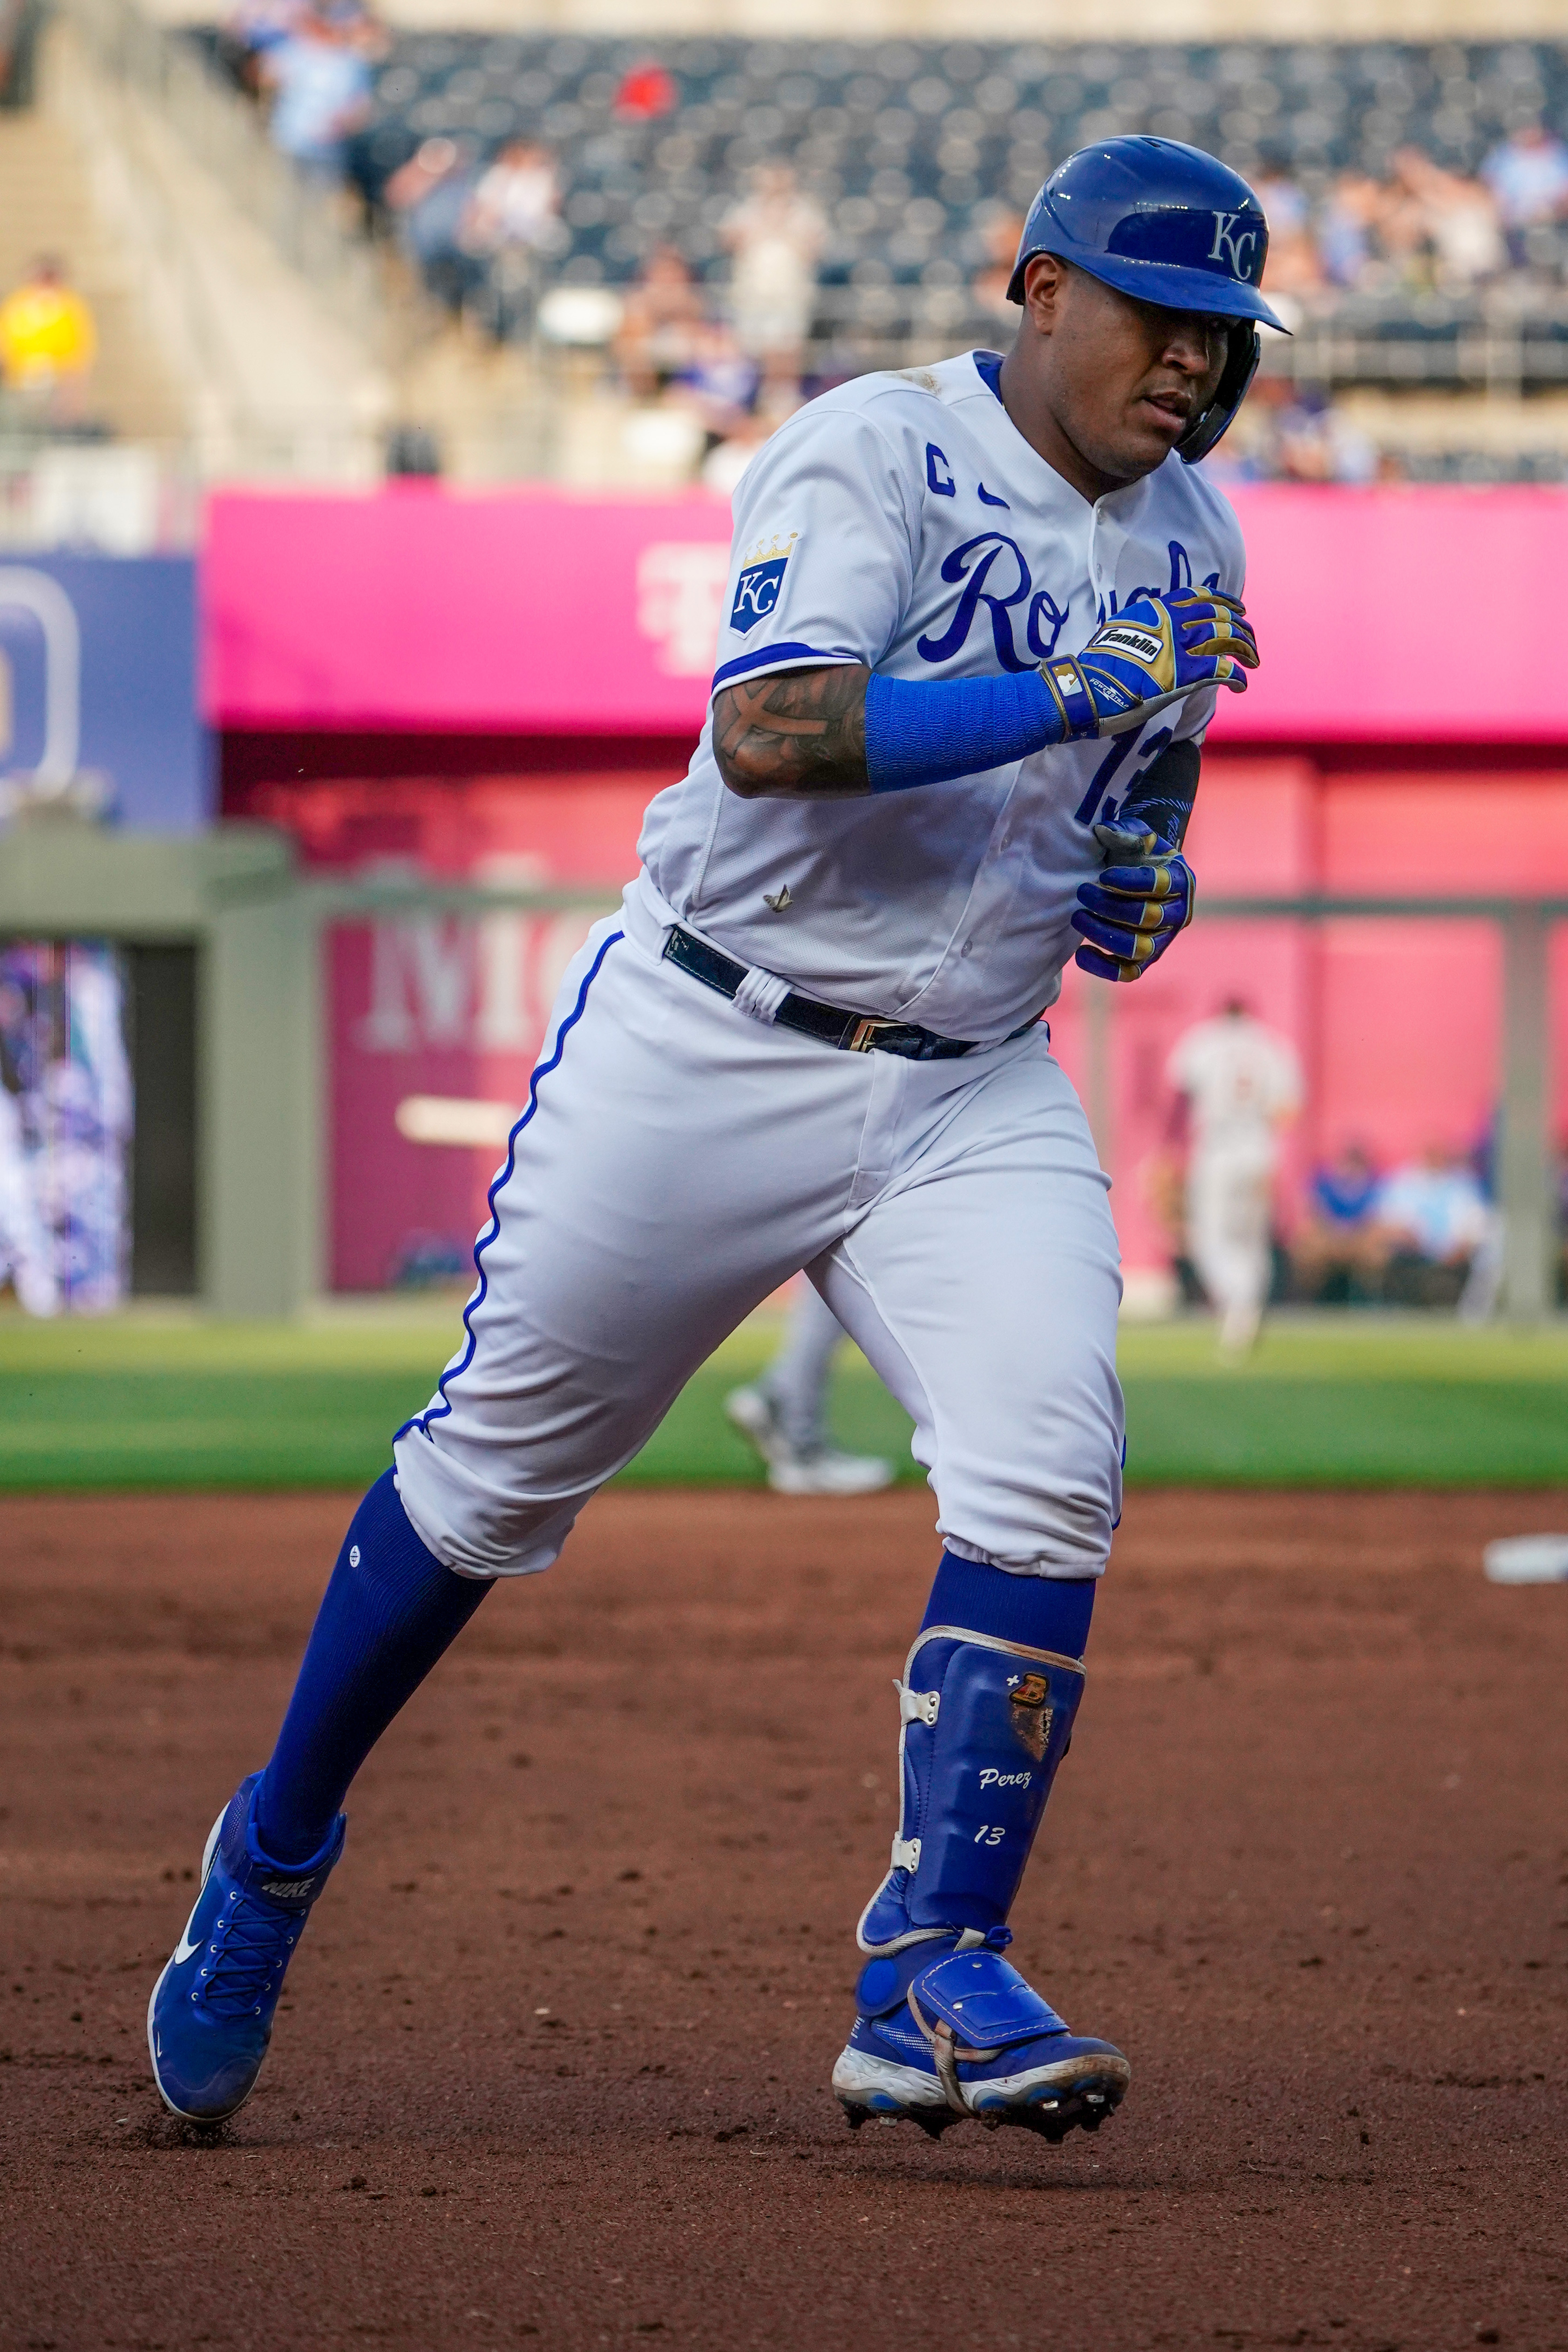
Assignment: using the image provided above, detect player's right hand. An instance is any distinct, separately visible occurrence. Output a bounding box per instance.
[1039,590,1258,741]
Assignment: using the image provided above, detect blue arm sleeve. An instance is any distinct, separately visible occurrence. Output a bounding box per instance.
[862,669,1066,795]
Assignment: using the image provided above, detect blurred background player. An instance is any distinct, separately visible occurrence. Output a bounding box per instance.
[1168,997,1303,1356]
[725,1278,893,1495]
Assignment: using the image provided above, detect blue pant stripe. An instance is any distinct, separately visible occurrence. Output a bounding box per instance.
[394,928,625,1443]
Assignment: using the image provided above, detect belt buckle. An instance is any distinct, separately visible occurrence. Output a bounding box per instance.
[847,1017,893,1053]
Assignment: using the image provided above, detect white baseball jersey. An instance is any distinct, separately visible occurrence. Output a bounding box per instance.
[634,348,1245,1045]
[397,353,1252,1585]
[1167,1014,1303,1149]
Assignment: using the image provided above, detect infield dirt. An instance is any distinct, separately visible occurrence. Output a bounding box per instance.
[3,1487,1567,2352]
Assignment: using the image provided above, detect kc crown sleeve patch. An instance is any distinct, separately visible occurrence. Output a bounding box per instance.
[729,532,800,634]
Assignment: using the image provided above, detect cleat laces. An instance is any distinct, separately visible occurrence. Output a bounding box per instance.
[195,1888,300,2018]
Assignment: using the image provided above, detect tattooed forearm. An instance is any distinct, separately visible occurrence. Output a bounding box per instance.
[713,664,871,799]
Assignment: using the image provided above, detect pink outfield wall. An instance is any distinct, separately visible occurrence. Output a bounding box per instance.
[262,758,1568,1291]
[204,482,1568,742]
[206,479,1568,1287]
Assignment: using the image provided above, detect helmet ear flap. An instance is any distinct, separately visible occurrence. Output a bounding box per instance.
[1178,323,1261,466]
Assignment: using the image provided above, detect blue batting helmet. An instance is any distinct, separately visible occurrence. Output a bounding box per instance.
[1007,137,1287,464]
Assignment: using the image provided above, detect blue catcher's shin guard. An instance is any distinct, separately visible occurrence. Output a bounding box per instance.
[832,1574,1129,2140]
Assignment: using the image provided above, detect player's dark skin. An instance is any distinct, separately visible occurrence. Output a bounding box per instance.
[713,253,1231,802]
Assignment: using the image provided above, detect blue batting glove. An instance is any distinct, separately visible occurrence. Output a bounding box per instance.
[1072,818,1196,983]
[1041,590,1258,741]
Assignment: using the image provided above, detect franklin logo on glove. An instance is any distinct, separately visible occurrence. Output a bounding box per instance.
[1040,586,1259,742]
[1096,625,1165,665]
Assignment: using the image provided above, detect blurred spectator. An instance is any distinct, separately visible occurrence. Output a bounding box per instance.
[1256,166,1320,304]
[614,244,705,396]
[1373,1142,1492,1306]
[385,137,482,313]
[1167,999,1303,1357]
[1256,165,1310,240]
[1276,389,1377,484]
[721,163,826,393]
[220,0,304,91]
[1316,171,1384,291]
[1483,122,1568,265]
[462,141,562,339]
[1415,159,1505,292]
[260,9,375,184]
[1217,379,1379,487]
[672,318,760,449]
[1378,149,1439,291]
[1388,148,1505,292]
[0,0,43,109]
[1292,1141,1384,1301]
[464,141,560,261]
[0,257,96,426]
[971,208,1026,328]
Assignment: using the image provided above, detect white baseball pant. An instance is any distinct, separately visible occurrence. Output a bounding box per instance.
[393,906,1124,1583]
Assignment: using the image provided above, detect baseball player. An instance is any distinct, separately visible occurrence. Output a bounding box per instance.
[1167,997,1302,1355]
[725,1278,895,1494]
[149,138,1276,2141]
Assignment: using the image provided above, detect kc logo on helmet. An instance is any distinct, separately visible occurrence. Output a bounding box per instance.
[1208,211,1260,279]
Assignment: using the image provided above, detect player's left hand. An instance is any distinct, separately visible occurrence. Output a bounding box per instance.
[1042,589,1258,740]
[1072,818,1195,983]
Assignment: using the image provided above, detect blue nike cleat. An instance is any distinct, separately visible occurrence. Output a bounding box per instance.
[831,1926,1130,2138]
[147,1773,344,2124]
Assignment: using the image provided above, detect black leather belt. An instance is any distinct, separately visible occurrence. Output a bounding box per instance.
[663,924,1034,1061]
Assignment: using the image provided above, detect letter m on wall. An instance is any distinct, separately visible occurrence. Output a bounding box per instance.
[356,915,473,1051]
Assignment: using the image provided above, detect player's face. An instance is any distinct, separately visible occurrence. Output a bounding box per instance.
[1012,257,1231,494]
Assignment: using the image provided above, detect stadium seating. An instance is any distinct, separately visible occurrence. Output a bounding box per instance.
[333,35,1568,326]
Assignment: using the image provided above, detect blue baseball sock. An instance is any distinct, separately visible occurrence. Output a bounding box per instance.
[256,1468,493,1863]
[921,1547,1095,1660]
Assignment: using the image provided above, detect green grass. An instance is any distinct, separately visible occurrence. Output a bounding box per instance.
[3,1306,1568,1492]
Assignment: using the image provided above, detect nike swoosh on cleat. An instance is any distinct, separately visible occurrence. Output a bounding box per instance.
[173,1923,203,1965]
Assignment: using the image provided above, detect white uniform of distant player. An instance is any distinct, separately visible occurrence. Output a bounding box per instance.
[392,352,1246,1581]
[1167,1006,1302,1354]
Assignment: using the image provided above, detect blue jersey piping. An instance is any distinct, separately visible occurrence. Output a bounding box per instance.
[396,927,624,1444]
[711,640,860,691]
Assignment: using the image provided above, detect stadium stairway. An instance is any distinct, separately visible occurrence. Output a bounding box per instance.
[34,15,396,482]
[0,95,186,447]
